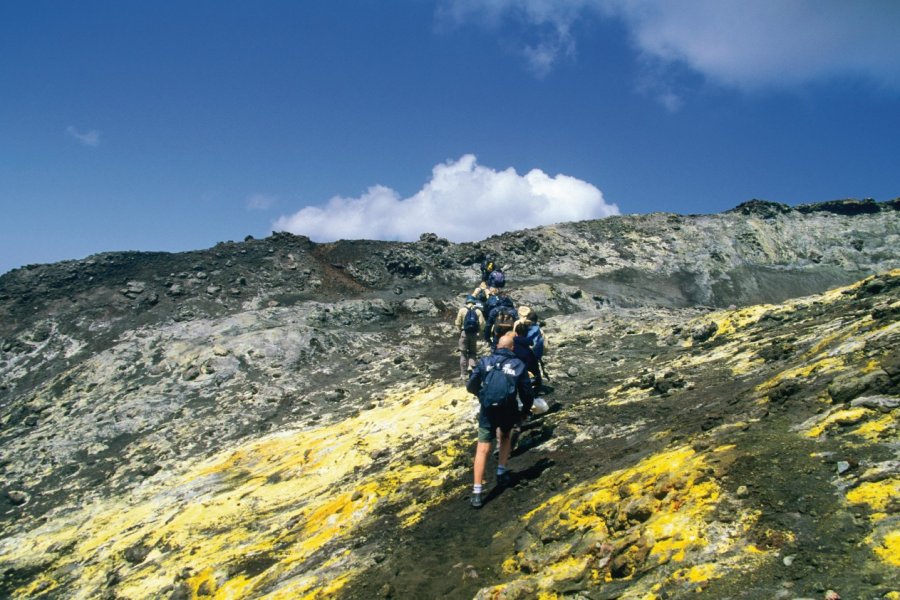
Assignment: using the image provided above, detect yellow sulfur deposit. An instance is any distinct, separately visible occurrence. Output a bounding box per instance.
[0,383,473,599]
[706,304,776,339]
[851,412,898,443]
[874,531,900,567]
[804,407,870,438]
[846,479,900,518]
[845,478,900,569]
[489,445,768,597]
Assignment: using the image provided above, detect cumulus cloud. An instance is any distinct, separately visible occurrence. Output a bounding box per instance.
[438,0,900,93]
[273,155,618,242]
[66,126,101,147]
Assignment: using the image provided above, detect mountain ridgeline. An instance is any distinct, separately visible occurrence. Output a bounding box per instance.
[0,198,898,599]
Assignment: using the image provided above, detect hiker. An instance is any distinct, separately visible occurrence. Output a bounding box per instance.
[480,257,499,284]
[487,266,506,289]
[466,333,534,509]
[471,283,489,313]
[513,321,542,393]
[454,295,485,380]
[485,289,517,349]
[514,305,546,384]
[483,287,501,319]
[485,321,544,457]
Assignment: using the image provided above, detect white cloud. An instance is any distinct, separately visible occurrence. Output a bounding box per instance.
[438,0,900,92]
[273,155,618,242]
[605,0,900,92]
[523,23,577,77]
[246,193,276,211]
[437,0,585,76]
[66,126,101,147]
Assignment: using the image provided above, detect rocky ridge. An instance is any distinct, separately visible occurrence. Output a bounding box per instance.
[0,198,898,599]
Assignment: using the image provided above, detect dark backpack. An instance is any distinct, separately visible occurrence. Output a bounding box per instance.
[463,307,480,334]
[527,324,545,360]
[493,307,516,337]
[487,269,506,288]
[478,359,517,413]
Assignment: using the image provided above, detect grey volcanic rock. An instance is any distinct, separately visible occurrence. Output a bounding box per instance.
[0,199,898,599]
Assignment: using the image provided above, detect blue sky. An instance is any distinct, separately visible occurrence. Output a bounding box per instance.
[2,1,899,275]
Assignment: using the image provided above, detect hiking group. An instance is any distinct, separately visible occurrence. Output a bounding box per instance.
[454,257,548,509]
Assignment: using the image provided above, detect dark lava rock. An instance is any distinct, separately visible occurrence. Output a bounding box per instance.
[123,541,152,564]
[691,321,718,342]
[6,490,28,506]
[729,199,792,219]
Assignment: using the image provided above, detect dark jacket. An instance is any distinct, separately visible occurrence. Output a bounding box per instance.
[466,348,534,426]
[513,335,541,385]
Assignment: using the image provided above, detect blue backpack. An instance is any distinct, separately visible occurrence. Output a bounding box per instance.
[463,307,480,334]
[526,324,545,360]
[478,359,517,413]
[488,269,506,288]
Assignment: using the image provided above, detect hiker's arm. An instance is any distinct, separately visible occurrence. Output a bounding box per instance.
[466,365,483,395]
[517,371,534,415]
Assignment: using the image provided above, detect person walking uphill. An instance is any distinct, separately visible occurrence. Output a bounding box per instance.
[466,333,534,509]
[484,288,517,350]
[455,295,485,380]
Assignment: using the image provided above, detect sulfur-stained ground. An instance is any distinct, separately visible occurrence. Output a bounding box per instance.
[1,200,899,600]
[338,272,900,599]
[1,270,896,599]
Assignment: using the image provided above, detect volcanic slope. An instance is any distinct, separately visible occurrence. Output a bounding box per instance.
[0,199,897,599]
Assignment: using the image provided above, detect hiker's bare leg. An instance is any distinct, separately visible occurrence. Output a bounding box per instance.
[498,429,512,469]
[473,441,491,485]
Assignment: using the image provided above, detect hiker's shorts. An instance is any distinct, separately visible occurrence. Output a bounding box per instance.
[477,411,517,442]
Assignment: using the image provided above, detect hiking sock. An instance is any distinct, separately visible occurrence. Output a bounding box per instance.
[496,465,508,477]
[473,483,483,495]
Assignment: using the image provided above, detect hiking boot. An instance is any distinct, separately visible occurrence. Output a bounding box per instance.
[470,492,483,509]
[497,470,512,487]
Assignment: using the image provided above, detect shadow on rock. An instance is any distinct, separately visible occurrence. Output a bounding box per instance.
[512,423,555,457]
[483,458,555,507]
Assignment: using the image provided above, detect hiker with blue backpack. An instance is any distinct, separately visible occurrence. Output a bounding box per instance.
[455,295,485,380]
[471,283,489,311]
[466,332,534,509]
[514,305,546,389]
[512,320,542,393]
[487,267,506,289]
[484,288,517,349]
